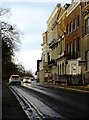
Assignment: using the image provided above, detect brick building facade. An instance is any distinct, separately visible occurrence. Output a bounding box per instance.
[37,0,89,85]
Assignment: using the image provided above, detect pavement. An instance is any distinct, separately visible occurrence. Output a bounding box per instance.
[37,82,89,93]
[51,84,89,93]
[2,80,29,120]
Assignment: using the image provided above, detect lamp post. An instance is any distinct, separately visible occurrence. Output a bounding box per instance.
[0,12,2,120]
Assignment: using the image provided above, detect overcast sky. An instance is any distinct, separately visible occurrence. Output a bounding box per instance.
[1,0,71,74]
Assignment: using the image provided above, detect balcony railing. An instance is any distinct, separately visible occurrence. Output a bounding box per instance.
[57,51,66,59]
[49,39,58,49]
[48,59,57,66]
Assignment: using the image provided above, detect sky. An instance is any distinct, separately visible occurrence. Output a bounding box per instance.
[0,0,71,75]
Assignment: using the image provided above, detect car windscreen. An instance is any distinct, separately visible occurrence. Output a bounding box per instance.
[12,76,20,78]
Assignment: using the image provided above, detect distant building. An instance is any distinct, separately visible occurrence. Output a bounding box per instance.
[37,0,89,85]
[39,31,51,83]
[37,60,41,82]
[56,4,69,83]
[65,1,82,84]
[81,1,89,85]
[47,4,62,83]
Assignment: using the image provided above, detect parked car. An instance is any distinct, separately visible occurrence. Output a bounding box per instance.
[30,78,37,84]
[8,75,21,85]
[23,77,31,83]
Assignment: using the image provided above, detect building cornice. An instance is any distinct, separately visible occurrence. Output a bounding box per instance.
[57,10,66,23]
[47,4,61,25]
[66,1,80,16]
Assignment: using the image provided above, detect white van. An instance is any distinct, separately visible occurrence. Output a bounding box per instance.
[8,75,21,85]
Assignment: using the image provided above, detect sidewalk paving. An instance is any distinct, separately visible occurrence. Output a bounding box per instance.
[2,80,29,120]
[37,82,89,93]
[52,84,89,93]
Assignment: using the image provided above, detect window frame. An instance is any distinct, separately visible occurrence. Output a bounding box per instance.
[85,50,89,71]
[85,17,89,35]
[84,0,89,6]
[77,15,80,27]
[66,24,69,35]
[69,21,73,33]
[73,18,76,30]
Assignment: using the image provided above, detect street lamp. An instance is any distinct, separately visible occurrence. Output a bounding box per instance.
[0,15,2,120]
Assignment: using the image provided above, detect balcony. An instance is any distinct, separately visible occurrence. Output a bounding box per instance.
[49,39,58,49]
[57,51,66,59]
[48,59,57,66]
[67,52,80,60]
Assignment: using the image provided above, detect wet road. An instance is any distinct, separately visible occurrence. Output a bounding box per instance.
[21,83,89,119]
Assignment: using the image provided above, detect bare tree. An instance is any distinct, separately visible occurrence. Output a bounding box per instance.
[1,7,22,79]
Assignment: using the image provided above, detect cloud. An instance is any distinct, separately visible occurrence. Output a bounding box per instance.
[21,34,42,50]
[7,3,50,52]
[9,5,50,32]
[2,1,71,73]
[22,34,41,44]
[0,0,59,3]
[0,0,71,5]
[15,50,41,72]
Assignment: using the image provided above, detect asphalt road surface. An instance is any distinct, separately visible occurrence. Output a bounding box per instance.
[2,81,89,119]
[22,83,89,119]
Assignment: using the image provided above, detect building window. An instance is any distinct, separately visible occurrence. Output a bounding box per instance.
[71,41,73,53]
[85,0,89,6]
[60,40,62,54]
[76,37,80,52]
[86,51,89,71]
[69,21,72,33]
[77,15,79,27]
[85,17,89,35]
[66,24,69,35]
[73,18,76,30]
[67,43,71,55]
[47,52,50,63]
[67,38,80,59]
[60,64,61,75]
[58,65,59,75]
[62,63,64,75]
[74,40,77,52]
